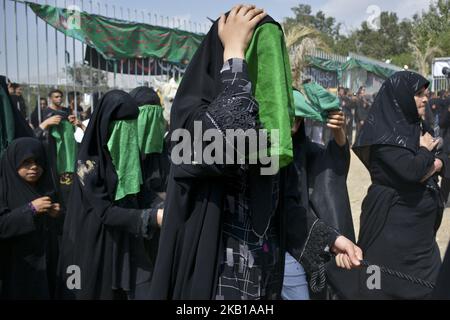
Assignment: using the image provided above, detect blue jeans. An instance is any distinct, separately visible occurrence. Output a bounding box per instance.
[281,252,310,300]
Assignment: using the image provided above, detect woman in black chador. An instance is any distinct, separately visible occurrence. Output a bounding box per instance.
[129,86,168,208]
[0,137,62,299]
[57,90,163,300]
[150,5,361,300]
[342,71,448,299]
[0,76,35,155]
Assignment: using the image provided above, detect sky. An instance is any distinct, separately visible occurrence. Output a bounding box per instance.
[99,0,433,33]
[0,0,435,83]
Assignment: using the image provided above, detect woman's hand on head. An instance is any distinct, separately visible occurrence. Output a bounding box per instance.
[218,4,267,62]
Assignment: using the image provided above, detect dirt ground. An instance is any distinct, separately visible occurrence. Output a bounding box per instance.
[347,150,450,258]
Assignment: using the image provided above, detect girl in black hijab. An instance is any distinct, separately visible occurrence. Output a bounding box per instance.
[0,137,61,299]
[57,90,163,300]
[338,71,448,299]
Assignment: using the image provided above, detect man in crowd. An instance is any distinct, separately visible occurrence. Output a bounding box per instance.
[9,82,28,121]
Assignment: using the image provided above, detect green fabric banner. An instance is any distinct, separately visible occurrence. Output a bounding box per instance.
[342,58,397,80]
[246,23,294,169]
[138,105,166,155]
[50,120,78,174]
[306,56,398,81]
[107,119,143,201]
[28,2,203,64]
[306,56,344,82]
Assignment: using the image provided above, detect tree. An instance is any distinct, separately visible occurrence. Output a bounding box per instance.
[282,1,450,77]
[410,38,442,76]
[408,0,449,75]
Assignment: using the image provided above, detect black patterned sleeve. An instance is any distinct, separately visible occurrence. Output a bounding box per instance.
[203,58,259,133]
[290,218,340,293]
[297,219,340,274]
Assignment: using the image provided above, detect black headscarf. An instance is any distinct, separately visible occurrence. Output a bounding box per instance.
[150,15,279,300]
[76,90,139,198]
[58,90,141,299]
[0,137,60,299]
[129,86,161,106]
[0,137,52,209]
[353,71,430,167]
[0,76,34,155]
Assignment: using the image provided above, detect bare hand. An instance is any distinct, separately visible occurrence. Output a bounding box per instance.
[31,197,53,214]
[332,236,363,270]
[327,110,345,130]
[327,110,346,146]
[420,133,439,152]
[218,4,267,61]
[39,115,62,130]
[48,203,61,218]
[68,115,85,130]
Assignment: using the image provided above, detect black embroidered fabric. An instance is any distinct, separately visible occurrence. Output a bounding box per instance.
[295,220,339,277]
[205,59,260,134]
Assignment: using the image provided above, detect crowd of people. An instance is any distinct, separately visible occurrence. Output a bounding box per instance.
[1,4,450,300]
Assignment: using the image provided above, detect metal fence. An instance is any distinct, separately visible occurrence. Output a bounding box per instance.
[303,49,405,93]
[0,0,211,120]
[302,48,346,89]
[433,76,449,92]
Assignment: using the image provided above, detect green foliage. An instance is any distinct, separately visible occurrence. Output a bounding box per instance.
[283,1,450,75]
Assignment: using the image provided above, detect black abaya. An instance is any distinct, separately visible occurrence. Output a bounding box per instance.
[57,90,159,300]
[0,76,34,155]
[433,242,450,299]
[0,137,60,299]
[333,71,444,300]
[357,145,442,299]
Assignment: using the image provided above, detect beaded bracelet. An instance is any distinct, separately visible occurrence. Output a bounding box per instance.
[28,202,38,215]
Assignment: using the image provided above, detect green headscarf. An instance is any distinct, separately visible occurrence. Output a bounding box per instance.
[293,82,340,122]
[245,23,294,169]
[137,104,166,154]
[107,119,143,201]
[50,120,78,174]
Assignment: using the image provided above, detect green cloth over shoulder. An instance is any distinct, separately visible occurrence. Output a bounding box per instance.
[107,119,143,201]
[245,23,294,169]
[293,82,340,122]
[137,104,166,155]
[50,120,77,174]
